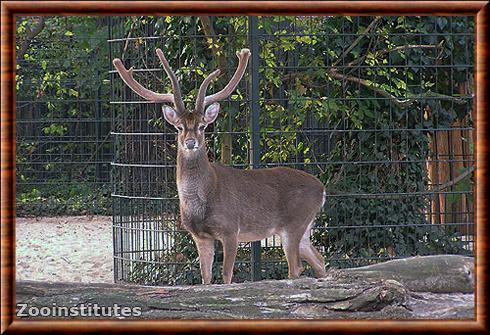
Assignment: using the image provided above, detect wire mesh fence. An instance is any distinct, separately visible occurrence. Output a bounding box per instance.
[109,15,474,285]
[16,17,112,216]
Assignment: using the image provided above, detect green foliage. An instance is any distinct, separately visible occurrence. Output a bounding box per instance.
[16,16,111,217]
[16,183,111,217]
[250,16,473,266]
[17,17,109,102]
[42,123,67,136]
[127,232,203,286]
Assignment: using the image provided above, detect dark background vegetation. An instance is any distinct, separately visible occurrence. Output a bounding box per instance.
[16,17,111,216]
[16,16,474,284]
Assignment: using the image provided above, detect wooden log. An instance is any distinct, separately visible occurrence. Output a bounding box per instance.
[344,254,474,293]
[15,255,474,320]
[16,277,411,319]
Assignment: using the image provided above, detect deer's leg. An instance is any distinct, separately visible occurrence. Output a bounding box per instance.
[281,233,302,279]
[298,220,326,278]
[311,245,327,271]
[300,239,327,278]
[193,237,215,284]
[221,235,238,284]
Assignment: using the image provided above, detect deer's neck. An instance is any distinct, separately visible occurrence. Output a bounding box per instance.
[176,147,214,221]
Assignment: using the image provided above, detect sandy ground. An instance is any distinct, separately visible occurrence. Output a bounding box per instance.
[16,216,113,283]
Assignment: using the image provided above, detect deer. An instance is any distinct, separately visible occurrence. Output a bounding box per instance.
[113,48,327,284]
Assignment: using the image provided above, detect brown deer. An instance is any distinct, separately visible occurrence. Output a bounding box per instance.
[113,48,327,284]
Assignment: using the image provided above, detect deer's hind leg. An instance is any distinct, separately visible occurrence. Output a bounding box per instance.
[299,222,327,278]
[280,231,303,279]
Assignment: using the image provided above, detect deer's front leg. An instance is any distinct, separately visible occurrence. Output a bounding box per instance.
[193,237,215,284]
[221,235,238,284]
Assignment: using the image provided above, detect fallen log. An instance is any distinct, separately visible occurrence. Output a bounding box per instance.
[15,255,474,320]
[344,254,474,293]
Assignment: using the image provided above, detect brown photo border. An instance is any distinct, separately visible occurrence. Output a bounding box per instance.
[1,1,488,333]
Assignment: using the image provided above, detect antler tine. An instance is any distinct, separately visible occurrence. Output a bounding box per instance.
[156,48,186,114]
[113,58,175,103]
[202,48,251,108]
[195,69,221,114]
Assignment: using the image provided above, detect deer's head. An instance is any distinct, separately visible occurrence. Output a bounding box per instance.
[113,48,250,154]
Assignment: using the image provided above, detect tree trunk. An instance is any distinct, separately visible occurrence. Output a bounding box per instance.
[426,85,474,234]
[344,254,474,293]
[16,255,474,320]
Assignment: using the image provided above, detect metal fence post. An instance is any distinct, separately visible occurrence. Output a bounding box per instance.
[249,16,262,281]
[95,69,102,183]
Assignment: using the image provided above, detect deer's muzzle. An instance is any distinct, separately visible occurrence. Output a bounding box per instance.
[184,138,198,150]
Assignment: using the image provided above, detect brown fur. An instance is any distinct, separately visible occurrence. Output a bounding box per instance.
[173,112,326,284]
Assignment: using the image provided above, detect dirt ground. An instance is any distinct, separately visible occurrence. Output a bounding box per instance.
[16,216,113,283]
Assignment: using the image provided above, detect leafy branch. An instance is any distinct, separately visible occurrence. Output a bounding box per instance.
[325,68,414,108]
[17,17,45,60]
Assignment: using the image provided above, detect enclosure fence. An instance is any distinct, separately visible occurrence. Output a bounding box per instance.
[16,17,111,216]
[109,16,474,285]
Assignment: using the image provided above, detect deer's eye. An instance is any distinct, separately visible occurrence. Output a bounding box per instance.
[198,125,206,131]
[176,126,184,132]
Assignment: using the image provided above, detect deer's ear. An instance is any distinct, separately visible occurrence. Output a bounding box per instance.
[203,103,220,124]
[162,105,179,126]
